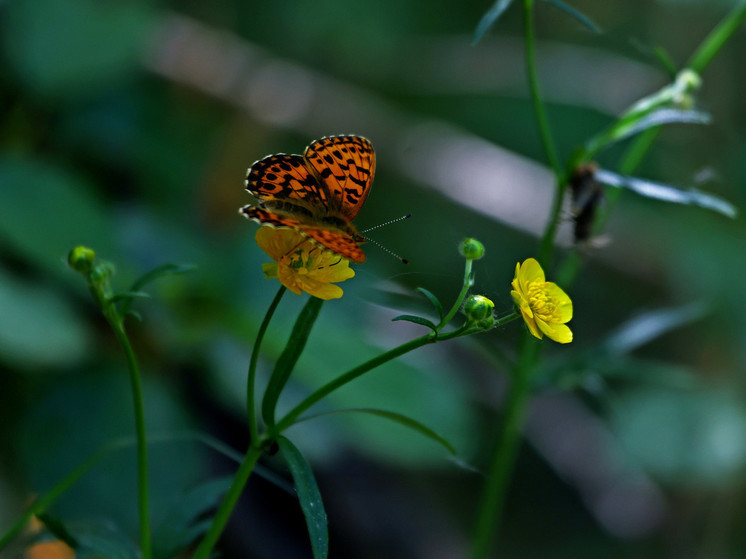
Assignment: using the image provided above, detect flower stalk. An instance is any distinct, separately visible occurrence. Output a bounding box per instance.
[67,248,151,559]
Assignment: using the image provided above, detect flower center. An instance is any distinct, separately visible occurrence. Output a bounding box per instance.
[527,281,557,320]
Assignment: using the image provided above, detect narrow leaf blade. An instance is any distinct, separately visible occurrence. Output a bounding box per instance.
[262,296,324,426]
[541,0,601,33]
[612,108,711,144]
[472,0,515,45]
[595,168,737,218]
[391,314,438,332]
[415,287,444,320]
[300,408,458,456]
[276,437,328,559]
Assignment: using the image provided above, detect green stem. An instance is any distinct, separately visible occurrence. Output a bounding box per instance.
[471,332,540,559]
[103,308,151,559]
[523,0,564,267]
[687,2,746,74]
[192,444,264,559]
[523,0,561,180]
[438,259,473,329]
[247,286,286,440]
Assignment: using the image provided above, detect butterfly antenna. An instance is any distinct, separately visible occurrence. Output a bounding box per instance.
[359,213,412,234]
[361,235,409,265]
[358,213,411,265]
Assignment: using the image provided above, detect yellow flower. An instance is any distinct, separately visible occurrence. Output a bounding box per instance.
[25,540,75,559]
[511,258,573,344]
[255,226,355,300]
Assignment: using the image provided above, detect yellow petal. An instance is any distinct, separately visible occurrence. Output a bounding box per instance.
[255,227,306,261]
[536,317,573,344]
[277,265,305,295]
[518,258,545,288]
[519,307,542,339]
[298,276,344,300]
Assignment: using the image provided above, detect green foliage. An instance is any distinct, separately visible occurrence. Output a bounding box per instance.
[277,437,329,559]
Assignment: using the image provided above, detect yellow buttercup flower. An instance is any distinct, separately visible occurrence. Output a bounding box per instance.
[255,226,355,300]
[511,258,573,344]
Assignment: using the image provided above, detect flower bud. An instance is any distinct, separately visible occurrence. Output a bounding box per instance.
[463,294,494,322]
[459,238,485,260]
[68,246,96,274]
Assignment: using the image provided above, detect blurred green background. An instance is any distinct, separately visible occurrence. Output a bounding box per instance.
[1,0,745,557]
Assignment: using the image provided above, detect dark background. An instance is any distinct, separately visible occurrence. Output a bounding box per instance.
[1,0,745,557]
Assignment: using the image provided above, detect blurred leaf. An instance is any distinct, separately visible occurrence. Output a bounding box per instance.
[603,302,709,355]
[67,520,140,559]
[118,263,196,316]
[130,264,197,294]
[415,287,444,320]
[594,168,737,218]
[612,387,746,484]
[540,0,601,33]
[36,513,79,549]
[152,476,232,559]
[299,408,457,456]
[2,0,153,99]
[612,108,710,144]
[276,437,328,559]
[0,157,119,277]
[653,46,679,77]
[472,0,515,45]
[391,314,438,332]
[0,265,92,369]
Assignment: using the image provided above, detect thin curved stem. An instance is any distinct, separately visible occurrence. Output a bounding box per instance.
[191,444,264,559]
[438,259,473,329]
[106,311,151,559]
[247,286,286,441]
[470,332,540,559]
[523,0,562,180]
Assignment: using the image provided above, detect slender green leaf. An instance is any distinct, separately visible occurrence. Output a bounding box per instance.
[392,314,438,332]
[653,46,678,78]
[687,2,746,74]
[594,168,737,218]
[130,263,196,292]
[119,263,195,316]
[110,291,151,304]
[415,287,444,320]
[540,0,601,33]
[36,513,79,549]
[472,0,515,45]
[298,408,458,456]
[276,437,328,559]
[262,297,324,426]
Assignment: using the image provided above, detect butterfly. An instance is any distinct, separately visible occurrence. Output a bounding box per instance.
[240,135,376,263]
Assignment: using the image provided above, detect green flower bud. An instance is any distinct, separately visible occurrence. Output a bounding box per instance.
[68,246,96,274]
[459,238,485,260]
[463,294,494,322]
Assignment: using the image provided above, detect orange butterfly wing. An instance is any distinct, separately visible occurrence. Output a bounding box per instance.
[241,135,375,263]
[303,135,375,221]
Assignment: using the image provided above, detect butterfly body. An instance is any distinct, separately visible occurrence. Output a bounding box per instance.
[241,135,375,263]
